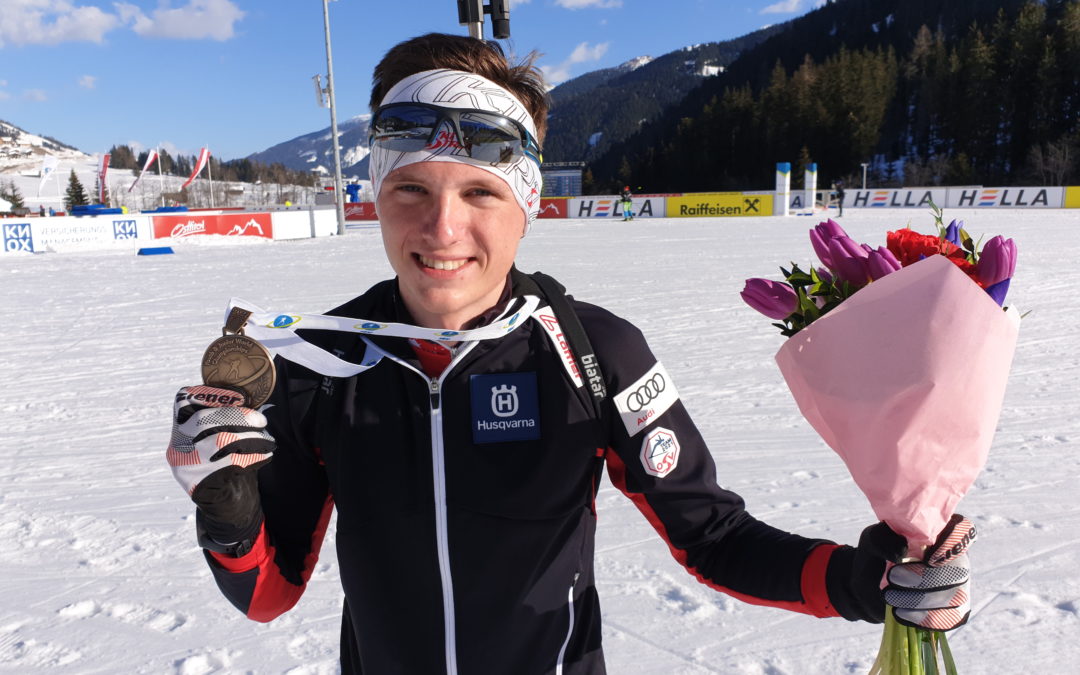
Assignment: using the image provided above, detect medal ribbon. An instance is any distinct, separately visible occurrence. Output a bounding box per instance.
[225,296,541,378]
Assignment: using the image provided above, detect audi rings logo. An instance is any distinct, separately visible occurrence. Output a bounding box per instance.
[626,373,665,412]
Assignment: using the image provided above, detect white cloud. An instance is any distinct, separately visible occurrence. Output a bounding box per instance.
[0,91,10,101]
[540,41,610,86]
[555,0,622,9]
[24,89,48,102]
[0,1,121,47]
[78,74,96,89]
[116,0,245,41]
[761,0,803,14]
[0,1,245,47]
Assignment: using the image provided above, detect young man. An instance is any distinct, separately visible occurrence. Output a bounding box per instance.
[167,34,973,674]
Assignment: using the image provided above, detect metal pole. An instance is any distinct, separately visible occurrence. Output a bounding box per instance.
[322,0,346,235]
[861,162,868,190]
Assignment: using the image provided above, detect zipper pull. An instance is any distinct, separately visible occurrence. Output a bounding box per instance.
[429,378,440,410]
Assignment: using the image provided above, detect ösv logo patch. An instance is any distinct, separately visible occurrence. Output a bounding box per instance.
[470,372,540,444]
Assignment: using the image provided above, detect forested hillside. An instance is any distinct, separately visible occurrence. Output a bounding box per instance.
[585,0,1080,192]
[543,26,784,162]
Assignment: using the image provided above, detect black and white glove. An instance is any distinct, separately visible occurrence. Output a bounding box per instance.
[884,514,975,631]
[166,386,275,553]
[827,514,974,631]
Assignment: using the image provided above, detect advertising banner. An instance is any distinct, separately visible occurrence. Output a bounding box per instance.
[1066,186,1080,208]
[2,222,34,253]
[152,212,273,239]
[1,215,152,255]
[668,193,773,217]
[344,202,378,221]
[945,186,1063,208]
[848,188,949,209]
[538,198,568,219]
[567,196,667,219]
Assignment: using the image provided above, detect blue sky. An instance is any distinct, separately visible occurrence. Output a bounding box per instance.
[0,0,824,160]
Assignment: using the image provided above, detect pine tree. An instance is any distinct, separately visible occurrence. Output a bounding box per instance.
[1,180,26,210]
[64,169,89,211]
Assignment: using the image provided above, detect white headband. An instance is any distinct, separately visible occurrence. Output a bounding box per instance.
[368,69,543,230]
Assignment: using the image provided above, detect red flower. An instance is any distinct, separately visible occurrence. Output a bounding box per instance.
[886,229,982,285]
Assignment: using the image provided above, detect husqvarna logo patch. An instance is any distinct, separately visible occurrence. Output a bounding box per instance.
[491,384,519,417]
[471,373,540,444]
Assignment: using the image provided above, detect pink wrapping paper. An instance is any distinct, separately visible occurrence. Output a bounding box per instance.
[775,255,1020,551]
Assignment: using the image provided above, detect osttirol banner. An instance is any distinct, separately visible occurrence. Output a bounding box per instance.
[667,193,773,217]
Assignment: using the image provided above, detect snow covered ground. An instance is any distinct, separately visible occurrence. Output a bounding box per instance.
[1,208,1077,674]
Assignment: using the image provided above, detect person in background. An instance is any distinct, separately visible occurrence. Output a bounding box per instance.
[620,185,633,221]
[835,180,846,217]
[166,32,975,674]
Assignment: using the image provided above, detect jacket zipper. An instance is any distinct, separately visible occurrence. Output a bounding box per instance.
[555,572,580,675]
[428,376,458,675]
[421,342,478,675]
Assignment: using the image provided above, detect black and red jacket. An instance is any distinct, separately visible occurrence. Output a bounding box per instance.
[201,272,864,674]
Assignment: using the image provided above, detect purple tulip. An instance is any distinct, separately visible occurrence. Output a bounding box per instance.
[944,219,963,246]
[816,267,833,284]
[827,236,870,285]
[977,235,1017,287]
[985,278,1011,306]
[866,246,902,280]
[741,278,798,320]
[809,219,850,268]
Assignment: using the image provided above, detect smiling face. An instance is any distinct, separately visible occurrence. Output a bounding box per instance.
[376,161,526,330]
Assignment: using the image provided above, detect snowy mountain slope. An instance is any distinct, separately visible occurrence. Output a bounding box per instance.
[245,115,371,181]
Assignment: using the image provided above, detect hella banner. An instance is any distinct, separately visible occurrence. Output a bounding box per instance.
[848,188,949,209]
[945,186,1063,208]
[538,198,569,219]
[152,213,273,239]
[97,153,111,203]
[181,147,210,190]
[567,196,667,218]
[129,150,159,192]
[344,202,378,221]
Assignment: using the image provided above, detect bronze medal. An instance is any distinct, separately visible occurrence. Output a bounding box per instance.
[201,307,276,407]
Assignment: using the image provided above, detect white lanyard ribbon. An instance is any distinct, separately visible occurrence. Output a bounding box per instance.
[226,296,541,378]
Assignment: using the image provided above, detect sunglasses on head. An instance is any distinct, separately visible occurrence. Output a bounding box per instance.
[370,102,542,167]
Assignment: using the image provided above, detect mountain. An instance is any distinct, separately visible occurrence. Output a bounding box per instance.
[246,115,371,181]
[588,0,1078,191]
[542,26,786,163]
[0,119,89,171]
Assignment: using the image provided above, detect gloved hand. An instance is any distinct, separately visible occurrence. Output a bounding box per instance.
[830,515,974,630]
[884,514,975,631]
[166,386,275,550]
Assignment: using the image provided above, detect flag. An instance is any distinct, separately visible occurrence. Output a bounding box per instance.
[37,156,59,196]
[181,147,210,190]
[129,150,159,193]
[98,153,111,203]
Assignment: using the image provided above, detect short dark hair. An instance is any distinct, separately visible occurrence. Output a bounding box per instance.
[370,33,550,143]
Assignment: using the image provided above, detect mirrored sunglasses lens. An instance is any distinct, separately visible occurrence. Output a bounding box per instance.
[372,107,439,151]
[459,113,524,163]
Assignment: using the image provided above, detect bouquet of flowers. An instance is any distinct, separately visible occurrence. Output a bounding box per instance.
[740,209,1020,674]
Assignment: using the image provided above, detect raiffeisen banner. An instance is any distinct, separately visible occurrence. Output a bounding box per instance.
[668,193,772,217]
[848,188,949,209]
[567,196,667,219]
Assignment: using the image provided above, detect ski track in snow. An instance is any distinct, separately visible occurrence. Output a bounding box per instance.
[1,209,1077,673]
